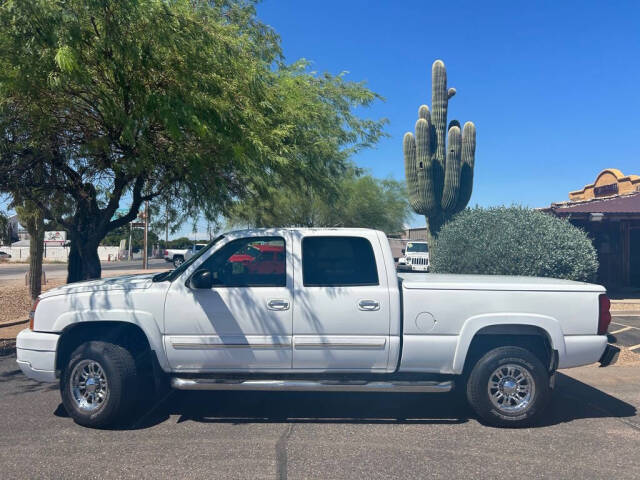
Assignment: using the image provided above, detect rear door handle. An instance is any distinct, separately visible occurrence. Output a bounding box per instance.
[267,299,290,311]
[358,300,380,311]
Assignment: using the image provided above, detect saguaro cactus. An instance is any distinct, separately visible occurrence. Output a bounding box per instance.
[403,60,476,245]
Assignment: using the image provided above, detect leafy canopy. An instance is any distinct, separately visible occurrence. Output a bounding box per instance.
[228,170,411,234]
[0,0,386,279]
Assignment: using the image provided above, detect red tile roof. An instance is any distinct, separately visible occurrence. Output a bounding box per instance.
[549,192,640,214]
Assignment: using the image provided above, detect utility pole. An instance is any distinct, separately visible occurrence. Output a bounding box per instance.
[165,202,169,250]
[128,222,133,261]
[143,201,149,269]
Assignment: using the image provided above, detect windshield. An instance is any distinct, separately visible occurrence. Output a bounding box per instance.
[158,235,225,282]
[406,242,428,253]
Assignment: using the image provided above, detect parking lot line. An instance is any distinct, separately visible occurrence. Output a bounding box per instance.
[611,321,640,330]
[628,344,640,351]
[610,326,634,334]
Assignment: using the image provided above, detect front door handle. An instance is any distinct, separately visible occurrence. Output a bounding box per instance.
[358,299,380,311]
[267,299,290,311]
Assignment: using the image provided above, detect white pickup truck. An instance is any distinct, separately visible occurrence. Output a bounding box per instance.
[16,228,615,428]
[163,243,207,267]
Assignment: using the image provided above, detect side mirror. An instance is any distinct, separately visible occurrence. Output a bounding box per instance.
[401,249,405,254]
[190,269,213,289]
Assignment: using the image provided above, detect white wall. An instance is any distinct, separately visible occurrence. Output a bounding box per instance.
[0,245,121,263]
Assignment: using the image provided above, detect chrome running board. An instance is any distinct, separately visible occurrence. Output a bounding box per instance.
[170,377,453,393]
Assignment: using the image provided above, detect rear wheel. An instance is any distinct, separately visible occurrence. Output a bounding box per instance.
[60,341,138,428]
[466,346,550,427]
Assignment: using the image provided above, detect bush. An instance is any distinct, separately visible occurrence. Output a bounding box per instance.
[431,206,598,282]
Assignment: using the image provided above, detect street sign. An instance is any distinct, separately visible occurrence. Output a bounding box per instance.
[44,231,66,244]
[130,222,145,228]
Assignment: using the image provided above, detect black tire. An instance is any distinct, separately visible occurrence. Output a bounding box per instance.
[60,341,139,428]
[466,346,550,428]
[173,255,184,268]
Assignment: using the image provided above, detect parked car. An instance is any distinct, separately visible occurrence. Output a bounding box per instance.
[397,241,429,272]
[17,228,615,428]
[0,251,11,259]
[163,243,207,267]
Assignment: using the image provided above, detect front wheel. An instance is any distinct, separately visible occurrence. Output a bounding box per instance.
[173,255,184,267]
[60,341,139,428]
[466,346,550,427]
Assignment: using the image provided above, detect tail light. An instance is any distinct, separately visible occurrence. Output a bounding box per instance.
[598,294,611,335]
[164,250,168,256]
[29,298,40,330]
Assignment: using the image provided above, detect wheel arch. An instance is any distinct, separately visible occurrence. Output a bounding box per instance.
[55,320,167,374]
[452,313,565,374]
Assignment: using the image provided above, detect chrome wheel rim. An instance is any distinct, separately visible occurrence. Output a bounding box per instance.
[70,360,109,412]
[487,363,535,414]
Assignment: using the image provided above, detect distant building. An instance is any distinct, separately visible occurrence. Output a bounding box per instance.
[545,169,640,291]
[7,214,26,243]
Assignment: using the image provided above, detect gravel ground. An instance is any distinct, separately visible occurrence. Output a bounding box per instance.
[0,269,162,327]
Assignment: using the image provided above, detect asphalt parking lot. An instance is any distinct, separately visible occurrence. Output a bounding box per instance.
[610,314,640,351]
[1,354,639,479]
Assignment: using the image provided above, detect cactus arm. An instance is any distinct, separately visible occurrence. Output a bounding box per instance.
[454,121,477,213]
[441,125,462,211]
[418,104,430,121]
[403,132,424,214]
[416,117,440,214]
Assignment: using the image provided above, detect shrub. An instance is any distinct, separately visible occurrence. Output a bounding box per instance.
[430,206,598,282]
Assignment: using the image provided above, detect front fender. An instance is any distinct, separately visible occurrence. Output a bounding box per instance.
[452,313,565,374]
[52,310,170,370]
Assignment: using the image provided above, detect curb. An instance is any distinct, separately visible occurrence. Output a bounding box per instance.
[0,319,28,329]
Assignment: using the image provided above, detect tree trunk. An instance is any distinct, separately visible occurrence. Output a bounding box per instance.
[27,214,45,300]
[67,233,102,283]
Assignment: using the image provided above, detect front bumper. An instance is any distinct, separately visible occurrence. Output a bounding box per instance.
[410,264,429,272]
[16,329,60,382]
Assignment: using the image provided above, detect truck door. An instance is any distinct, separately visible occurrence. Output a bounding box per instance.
[164,233,293,372]
[292,232,391,371]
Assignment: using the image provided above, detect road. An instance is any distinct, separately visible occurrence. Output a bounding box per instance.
[0,355,638,479]
[0,258,168,281]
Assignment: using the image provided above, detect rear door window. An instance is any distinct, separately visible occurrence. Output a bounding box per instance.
[302,236,379,287]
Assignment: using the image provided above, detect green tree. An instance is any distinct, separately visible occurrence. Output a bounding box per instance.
[0,0,385,282]
[101,224,158,251]
[0,210,9,245]
[431,206,598,282]
[229,171,411,233]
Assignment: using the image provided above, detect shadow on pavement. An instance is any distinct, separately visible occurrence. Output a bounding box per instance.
[51,372,637,430]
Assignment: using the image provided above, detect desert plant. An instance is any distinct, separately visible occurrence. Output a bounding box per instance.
[431,206,599,282]
[403,60,476,245]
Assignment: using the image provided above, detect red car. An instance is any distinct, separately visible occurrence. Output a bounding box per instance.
[228,244,285,275]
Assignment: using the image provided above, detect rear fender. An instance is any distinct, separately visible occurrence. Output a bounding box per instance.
[452,313,565,374]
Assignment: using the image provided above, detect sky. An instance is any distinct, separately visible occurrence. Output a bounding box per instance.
[4,1,640,237]
[254,0,640,228]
